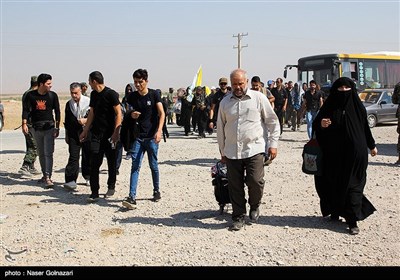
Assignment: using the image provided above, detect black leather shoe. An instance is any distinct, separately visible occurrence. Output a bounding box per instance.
[349,226,360,235]
[249,208,260,223]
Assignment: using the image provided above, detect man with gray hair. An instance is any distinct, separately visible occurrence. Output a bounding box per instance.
[63,82,91,190]
[217,69,280,231]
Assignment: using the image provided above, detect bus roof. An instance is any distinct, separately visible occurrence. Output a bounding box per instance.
[299,52,400,61]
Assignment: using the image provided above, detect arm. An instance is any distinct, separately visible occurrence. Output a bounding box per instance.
[21,93,31,135]
[208,103,216,129]
[261,95,280,160]
[216,102,227,163]
[79,107,94,142]
[154,102,165,144]
[111,103,123,143]
[53,93,61,138]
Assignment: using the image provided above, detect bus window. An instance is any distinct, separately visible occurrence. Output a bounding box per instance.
[362,60,385,89]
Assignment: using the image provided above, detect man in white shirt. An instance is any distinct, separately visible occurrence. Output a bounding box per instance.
[217,69,280,231]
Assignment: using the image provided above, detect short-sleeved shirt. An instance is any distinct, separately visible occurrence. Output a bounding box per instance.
[89,86,120,138]
[127,89,162,139]
[304,90,323,111]
[22,90,60,127]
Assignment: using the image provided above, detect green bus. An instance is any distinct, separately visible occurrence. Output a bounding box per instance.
[284,52,400,92]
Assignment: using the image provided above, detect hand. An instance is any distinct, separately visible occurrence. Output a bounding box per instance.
[370,147,378,157]
[22,123,28,135]
[53,128,60,138]
[79,130,88,143]
[131,111,141,119]
[321,118,331,128]
[220,156,227,164]
[267,147,277,161]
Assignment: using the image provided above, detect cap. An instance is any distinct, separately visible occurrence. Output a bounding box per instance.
[267,80,274,85]
[30,76,38,83]
[219,77,228,84]
[210,86,216,90]
[80,82,88,87]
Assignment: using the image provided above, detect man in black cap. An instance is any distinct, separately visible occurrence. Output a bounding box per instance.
[19,76,41,176]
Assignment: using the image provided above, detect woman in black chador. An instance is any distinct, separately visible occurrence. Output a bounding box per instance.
[313,77,377,235]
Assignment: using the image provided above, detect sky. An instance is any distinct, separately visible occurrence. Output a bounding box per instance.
[1,0,399,95]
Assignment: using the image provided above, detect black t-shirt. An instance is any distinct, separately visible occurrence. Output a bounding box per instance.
[89,86,120,138]
[211,89,229,121]
[271,87,288,109]
[304,90,323,111]
[127,89,162,139]
[22,90,61,127]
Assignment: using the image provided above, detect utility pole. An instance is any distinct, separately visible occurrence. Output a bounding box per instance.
[233,33,248,68]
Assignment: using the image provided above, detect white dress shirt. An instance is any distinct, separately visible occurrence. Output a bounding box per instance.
[217,88,280,159]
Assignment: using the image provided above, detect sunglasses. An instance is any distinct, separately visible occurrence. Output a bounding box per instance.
[220,83,227,86]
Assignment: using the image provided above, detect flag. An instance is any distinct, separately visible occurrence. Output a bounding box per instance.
[187,65,202,102]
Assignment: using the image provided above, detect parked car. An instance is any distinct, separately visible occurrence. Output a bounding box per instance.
[0,101,4,131]
[360,89,397,128]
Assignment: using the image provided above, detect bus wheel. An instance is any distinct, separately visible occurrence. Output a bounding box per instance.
[367,114,377,128]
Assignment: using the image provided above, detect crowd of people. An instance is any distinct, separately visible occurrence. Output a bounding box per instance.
[18,69,399,235]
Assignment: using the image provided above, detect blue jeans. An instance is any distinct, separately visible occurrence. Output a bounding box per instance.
[129,138,160,199]
[306,110,319,139]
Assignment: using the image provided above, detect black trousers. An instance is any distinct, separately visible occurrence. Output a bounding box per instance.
[226,153,265,221]
[65,136,91,183]
[90,137,117,195]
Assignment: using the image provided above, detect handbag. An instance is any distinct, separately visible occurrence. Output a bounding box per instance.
[302,133,322,176]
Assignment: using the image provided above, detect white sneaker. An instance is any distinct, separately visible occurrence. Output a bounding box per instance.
[85,179,90,186]
[63,181,77,190]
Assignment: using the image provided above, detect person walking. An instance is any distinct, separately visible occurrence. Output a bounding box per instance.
[313,77,377,235]
[303,80,323,139]
[271,78,287,135]
[217,69,280,231]
[22,73,61,187]
[19,76,41,176]
[63,82,91,190]
[122,69,165,209]
[79,71,122,203]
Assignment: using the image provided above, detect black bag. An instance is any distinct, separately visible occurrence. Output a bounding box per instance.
[211,161,231,213]
[302,134,323,176]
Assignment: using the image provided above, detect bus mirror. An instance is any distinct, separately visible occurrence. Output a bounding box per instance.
[283,69,287,79]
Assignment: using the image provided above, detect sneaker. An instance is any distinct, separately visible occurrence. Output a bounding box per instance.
[29,166,41,175]
[249,208,260,223]
[85,179,90,186]
[105,188,115,197]
[44,177,54,188]
[63,181,77,190]
[122,197,137,210]
[153,191,161,202]
[229,219,245,231]
[18,165,32,176]
[87,194,99,203]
